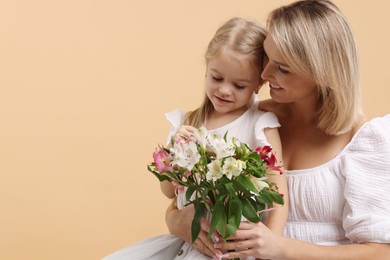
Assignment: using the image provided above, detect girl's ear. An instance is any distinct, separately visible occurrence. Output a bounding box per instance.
[259,78,266,86]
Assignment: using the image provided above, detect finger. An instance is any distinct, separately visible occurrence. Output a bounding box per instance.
[200,217,211,233]
[214,239,252,252]
[237,221,256,229]
[195,230,222,257]
[225,229,253,241]
[221,249,253,259]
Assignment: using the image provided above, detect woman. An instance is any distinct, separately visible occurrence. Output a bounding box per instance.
[166,0,390,259]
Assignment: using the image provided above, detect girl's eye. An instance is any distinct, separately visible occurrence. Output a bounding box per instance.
[278,65,289,74]
[212,76,223,81]
[234,84,245,90]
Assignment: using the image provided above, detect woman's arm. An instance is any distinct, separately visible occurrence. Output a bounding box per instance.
[214,221,390,260]
[262,127,288,235]
[165,199,222,258]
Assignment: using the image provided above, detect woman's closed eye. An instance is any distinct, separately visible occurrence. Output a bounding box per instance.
[278,65,289,74]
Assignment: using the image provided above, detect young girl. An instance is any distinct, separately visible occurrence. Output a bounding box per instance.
[103,17,288,260]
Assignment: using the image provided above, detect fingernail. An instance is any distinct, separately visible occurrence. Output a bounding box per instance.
[214,243,222,249]
[212,235,219,242]
[221,253,229,258]
[213,253,222,260]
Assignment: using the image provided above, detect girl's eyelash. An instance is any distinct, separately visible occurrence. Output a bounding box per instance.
[234,84,245,89]
[212,76,223,81]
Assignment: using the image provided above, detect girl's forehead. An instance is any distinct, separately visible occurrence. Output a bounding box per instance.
[208,50,261,81]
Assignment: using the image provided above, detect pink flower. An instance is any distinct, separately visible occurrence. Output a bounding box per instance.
[153,148,172,172]
[256,146,283,174]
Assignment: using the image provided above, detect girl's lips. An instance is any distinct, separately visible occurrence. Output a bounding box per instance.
[215,96,232,103]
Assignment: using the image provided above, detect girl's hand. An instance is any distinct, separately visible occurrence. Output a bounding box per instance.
[213,221,284,259]
[166,201,222,259]
[174,125,197,142]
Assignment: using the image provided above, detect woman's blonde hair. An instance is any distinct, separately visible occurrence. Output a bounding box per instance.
[267,0,361,135]
[185,17,267,127]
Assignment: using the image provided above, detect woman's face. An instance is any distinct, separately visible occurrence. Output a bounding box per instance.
[261,35,318,105]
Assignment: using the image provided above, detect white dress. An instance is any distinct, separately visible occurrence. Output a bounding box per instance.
[102,106,280,260]
[284,114,390,245]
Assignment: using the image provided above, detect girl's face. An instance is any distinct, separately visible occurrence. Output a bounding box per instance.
[261,35,318,104]
[205,49,261,116]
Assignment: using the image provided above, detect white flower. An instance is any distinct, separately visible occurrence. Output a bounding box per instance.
[222,157,246,179]
[206,132,235,159]
[170,141,200,170]
[193,126,208,148]
[248,175,269,191]
[206,159,223,182]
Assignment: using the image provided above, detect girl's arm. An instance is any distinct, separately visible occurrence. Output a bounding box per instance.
[262,127,288,235]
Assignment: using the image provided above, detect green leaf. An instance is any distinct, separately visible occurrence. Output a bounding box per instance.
[208,196,226,239]
[261,189,274,206]
[224,198,242,238]
[241,198,261,222]
[224,182,238,199]
[232,181,251,197]
[220,198,242,240]
[191,200,206,243]
[235,175,258,194]
[255,196,266,211]
[147,165,172,182]
[269,191,285,205]
[186,185,197,201]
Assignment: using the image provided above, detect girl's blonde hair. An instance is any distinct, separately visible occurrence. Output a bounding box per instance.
[267,0,361,135]
[185,17,267,127]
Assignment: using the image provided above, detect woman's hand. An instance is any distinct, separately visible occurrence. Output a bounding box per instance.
[165,200,222,258]
[213,221,284,259]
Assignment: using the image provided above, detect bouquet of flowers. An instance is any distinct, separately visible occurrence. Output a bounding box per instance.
[147,127,284,243]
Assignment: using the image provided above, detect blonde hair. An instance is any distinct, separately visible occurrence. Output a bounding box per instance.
[185,17,267,127]
[267,0,361,135]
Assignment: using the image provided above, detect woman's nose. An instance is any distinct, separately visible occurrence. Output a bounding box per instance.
[261,61,272,81]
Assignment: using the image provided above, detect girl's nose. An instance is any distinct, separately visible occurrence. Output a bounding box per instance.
[219,83,232,95]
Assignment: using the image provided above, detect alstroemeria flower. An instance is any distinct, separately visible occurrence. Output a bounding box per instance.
[153,148,172,172]
[193,126,208,148]
[170,141,200,170]
[248,175,269,191]
[206,159,223,182]
[222,157,246,179]
[207,132,235,159]
[256,146,283,174]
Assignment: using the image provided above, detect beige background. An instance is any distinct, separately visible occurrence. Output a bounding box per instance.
[0,1,389,259]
